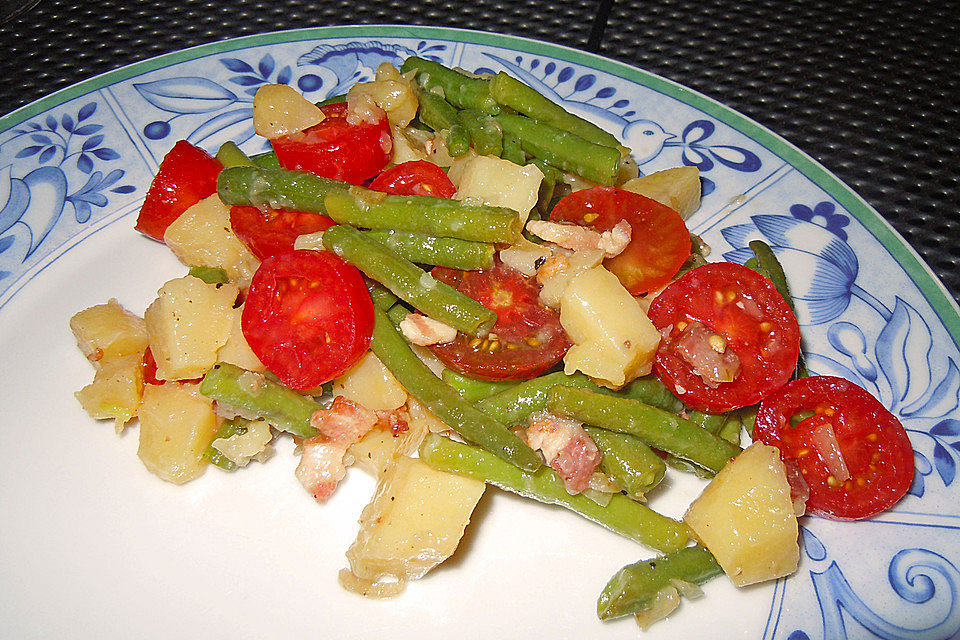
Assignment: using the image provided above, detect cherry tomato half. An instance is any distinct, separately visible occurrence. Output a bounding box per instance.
[272,102,391,185]
[230,205,335,260]
[549,185,691,295]
[368,160,457,198]
[135,140,222,242]
[647,262,801,413]
[754,375,915,520]
[428,261,571,381]
[241,250,374,390]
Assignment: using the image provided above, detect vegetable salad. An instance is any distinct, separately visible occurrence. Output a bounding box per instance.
[70,56,914,631]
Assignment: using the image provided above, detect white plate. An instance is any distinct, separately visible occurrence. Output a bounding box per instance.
[2,26,959,640]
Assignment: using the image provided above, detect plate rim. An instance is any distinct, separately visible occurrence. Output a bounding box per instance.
[1,23,957,340]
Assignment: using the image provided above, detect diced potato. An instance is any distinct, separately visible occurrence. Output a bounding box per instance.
[252,83,325,138]
[70,299,148,367]
[137,382,219,484]
[74,353,144,432]
[684,442,799,587]
[163,194,260,284]
[216,304,266,373]
[348,417,426,480]
[389,125,429,164]
[347,63,418,127]
[144,275,238,381]
[346,456,485,583]
[453,154,543,224]
[560,266,660,388]
[538,249,604,309]
[332,351,407,412]
[621,166,701,219]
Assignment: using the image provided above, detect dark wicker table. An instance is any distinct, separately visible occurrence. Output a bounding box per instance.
[1,0,957,302]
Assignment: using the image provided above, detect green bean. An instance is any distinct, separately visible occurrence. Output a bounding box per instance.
[490,72,623,150]
[415,91,470,157]
[477,371,598,427]
[457,108,503,156]
[446,124,471,157]
[386,302,410,327]
[188,265,229,284]
[495,113,621,185]
[419,433,689,552]
[501,132,525,165]
[585,427,666,498]
[251,151,281,169]
[322,225,497,337]
[674,234,710,279]
[547,386,741,475]
[199,363,319,439]
[371,310,541,471]
[367,283,400,312]
[323,187,522,243]
[362,229,495,270]
[597,545,723,620]
[748,239,809,378]
[215,141,255,168]
[316,93,346,106]
[217,166,345,212]
[441,369,517,402]
[401,57,501,115]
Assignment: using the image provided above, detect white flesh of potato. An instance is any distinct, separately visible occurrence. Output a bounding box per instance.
[453,154,543,225]
[560,265,660,388]
[163,194,260,285]
[345,455,485,585]
[144,275,238,381]
[332,351,407,412]
[347,63,418,127]
[348,419,428,480]
[216,303,266,373]
[621,166,701,219]
[211,418,273,467]
[137,382,219,484]
[538,249,604,309]
[74,353,144,432]
[389,125,429,164]
[252,83,325,138]
[684,442,799,587]
[70,298,148,366]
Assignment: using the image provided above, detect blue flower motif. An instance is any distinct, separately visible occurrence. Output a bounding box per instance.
[790,201,850,241]
[296,41,420,99]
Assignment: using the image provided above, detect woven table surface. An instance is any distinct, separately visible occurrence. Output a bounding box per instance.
[1,0,957,302]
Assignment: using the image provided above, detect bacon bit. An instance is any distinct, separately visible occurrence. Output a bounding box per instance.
[296,397,378,503]
[535,254,570,286]
[782,458,809,517]
[399,313,457,346]
[669,321,741,388]
[376,408,410,436]
[525,410,602,494]
[87,347,104,363]
[526,219,631,258]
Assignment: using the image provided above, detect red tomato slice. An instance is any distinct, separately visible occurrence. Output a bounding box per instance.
[368,160,456,198]
[647,262,801,413]
[230,205,335,260]
[241,250,374,390]
[428,261,571,380]
[135,140,222,242]
[271,102,391,185]
[754,375,914,520]
[549,186,690,295]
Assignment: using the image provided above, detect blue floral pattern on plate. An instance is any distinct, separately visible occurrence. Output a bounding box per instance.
[1,27,957,639]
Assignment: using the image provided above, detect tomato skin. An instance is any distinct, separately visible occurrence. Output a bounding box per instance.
[230,205,335,260]
[241,250,374,390]
[368,160,456,198]
[271,102,391,185]
[428,262,571,381]
[754,376,915,520]
[135,140,223,242]
[549,186,690,295]
[647,262,801,413]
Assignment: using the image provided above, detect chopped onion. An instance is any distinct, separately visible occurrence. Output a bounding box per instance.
[633,586,680,630]
[809,422,851,483]
[669,578,705,600]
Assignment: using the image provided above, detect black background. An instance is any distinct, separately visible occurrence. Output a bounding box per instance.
[1,0,957,302]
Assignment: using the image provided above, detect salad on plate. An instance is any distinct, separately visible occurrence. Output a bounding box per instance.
[69,55,914,630]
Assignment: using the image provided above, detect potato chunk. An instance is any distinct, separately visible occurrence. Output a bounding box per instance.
[74,353,144,431]
[684,442,799,586]
[163,194,259,284]
[70,299,148,366]
[215,304,265,373]
[346,456,485,585]
[621,166,701,219]
[332,351,407,412]
[453,154,543,224]
[144,275,238,381]
[137,382,219,484]
[252,83,325,138]
[560,265,660,388]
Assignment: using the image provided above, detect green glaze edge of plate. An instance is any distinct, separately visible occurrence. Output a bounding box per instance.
[3,24,957,341]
